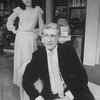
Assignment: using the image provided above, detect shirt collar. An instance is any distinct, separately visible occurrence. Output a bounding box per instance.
[46,46,58,56]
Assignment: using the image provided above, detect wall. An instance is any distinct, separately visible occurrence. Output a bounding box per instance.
[95,10,100,64]
[83,0,100,66]
[46,0,52,24]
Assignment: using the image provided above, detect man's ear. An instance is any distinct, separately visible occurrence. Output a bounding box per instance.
[58,36,61,43]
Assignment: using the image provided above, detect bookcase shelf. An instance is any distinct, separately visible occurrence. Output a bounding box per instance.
[52,0,87,62]
[0,0,16,31]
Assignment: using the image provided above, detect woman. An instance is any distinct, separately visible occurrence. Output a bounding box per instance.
[6,0,44,87]
[6,0,44,100]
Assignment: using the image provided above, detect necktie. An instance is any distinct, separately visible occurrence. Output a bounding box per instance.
[49,52,64,98]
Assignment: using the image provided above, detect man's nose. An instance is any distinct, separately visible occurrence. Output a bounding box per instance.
[48,36,52,41]
[27,0,29,1]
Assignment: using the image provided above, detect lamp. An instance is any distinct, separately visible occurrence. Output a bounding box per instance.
[57,18,69,26]
[57,18,70,35]
[57,18,71,43]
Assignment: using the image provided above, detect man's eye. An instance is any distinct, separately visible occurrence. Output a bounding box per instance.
[44,34,48,37]
[51,35,57,38]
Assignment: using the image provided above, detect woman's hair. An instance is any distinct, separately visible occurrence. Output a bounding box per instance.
[19,0,26,10]
[18,0,37,10]
[42,22,61,36]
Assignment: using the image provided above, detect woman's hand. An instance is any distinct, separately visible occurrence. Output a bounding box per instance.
[13,29,17,34]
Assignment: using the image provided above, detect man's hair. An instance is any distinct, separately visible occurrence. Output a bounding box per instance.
[42,22,61,36]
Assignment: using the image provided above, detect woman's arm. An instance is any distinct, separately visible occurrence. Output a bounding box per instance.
[6,7,20,34]
[37,7,44,36]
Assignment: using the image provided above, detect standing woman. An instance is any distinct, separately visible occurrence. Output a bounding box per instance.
[6,0,44,87]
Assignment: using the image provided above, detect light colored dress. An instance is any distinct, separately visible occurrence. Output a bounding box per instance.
[6,6,43,87]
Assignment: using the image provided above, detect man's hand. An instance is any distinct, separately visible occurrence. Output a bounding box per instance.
[53,95,71,100]
[35,96,44,100]
[62,96,71,100]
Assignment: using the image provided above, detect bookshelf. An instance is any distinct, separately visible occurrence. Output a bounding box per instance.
[0,0,16,31]
[0,0,16,53]
[52,0,68,23]
[52,0,87,62]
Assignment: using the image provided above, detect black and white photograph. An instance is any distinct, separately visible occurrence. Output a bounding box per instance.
[0,0,100,100]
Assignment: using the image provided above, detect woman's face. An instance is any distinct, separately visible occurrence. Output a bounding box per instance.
[22,0,32,6]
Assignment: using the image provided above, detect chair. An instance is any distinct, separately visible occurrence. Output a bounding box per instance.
[19,60,100,100]
[88,81,100,100]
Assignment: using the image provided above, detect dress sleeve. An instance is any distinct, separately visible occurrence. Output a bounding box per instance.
[35,6,44,14]
[35,6,44,36]
[6,7,20,32]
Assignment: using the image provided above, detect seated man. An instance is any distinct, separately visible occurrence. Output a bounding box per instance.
[22,22,95,100]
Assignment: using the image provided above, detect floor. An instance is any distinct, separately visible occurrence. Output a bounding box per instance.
[0,52,20,100]
[0,51,100,100]
[84,65,100,86]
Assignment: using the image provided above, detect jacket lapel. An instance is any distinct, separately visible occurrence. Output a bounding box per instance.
[39,48,51,82]
[39,48,53,96]
[57,44,65,71]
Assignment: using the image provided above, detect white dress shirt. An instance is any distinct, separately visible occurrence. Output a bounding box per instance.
[46,46,62,94]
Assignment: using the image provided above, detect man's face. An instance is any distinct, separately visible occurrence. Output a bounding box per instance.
[42,29,60,51]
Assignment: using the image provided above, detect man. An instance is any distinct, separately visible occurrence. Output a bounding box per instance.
[22,23,94,100]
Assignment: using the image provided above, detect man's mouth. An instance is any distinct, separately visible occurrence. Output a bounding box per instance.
[47,43,52,46]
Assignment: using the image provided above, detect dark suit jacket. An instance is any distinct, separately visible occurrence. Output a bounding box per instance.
[22,43,94,100]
